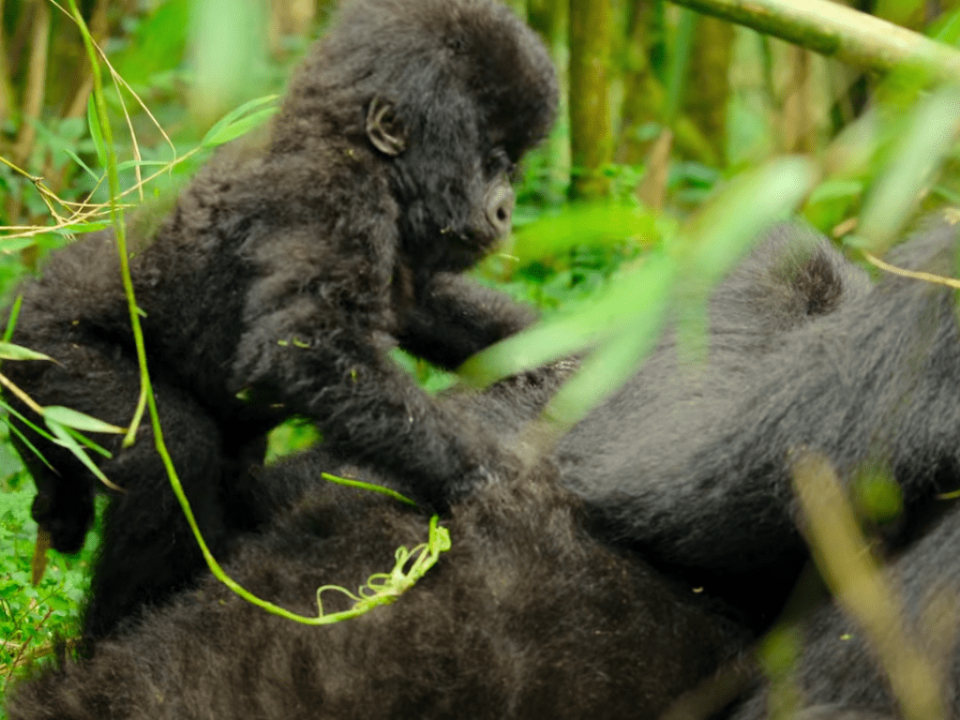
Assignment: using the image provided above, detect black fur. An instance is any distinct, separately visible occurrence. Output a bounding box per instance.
[4,438,748,720]
[556,219,960,626]
[13,215,960,718]
[730,498,960,720]
[4,0,557,638]
[2,222,874,720]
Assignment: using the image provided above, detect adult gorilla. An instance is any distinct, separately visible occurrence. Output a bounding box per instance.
[5,408,748,720]
[556,218,960,629]
[728,495,960,720]
[5,222,883,720]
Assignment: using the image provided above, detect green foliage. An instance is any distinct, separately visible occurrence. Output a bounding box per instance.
[265,419,323,465]
[853,470,904,525]
[0,439,97,698]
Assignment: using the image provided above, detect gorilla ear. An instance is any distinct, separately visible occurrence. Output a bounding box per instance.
[366,98,407,156]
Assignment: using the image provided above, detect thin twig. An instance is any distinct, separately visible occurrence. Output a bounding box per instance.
[0,371,46,416]
[864,251,960,291]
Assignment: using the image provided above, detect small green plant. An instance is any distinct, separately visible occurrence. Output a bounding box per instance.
[0,462,98,696]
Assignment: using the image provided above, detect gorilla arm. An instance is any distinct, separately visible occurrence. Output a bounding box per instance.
[231,223,515,508]
[397,272,537,371]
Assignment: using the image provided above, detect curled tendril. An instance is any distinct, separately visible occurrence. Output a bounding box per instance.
[314,515,452,624]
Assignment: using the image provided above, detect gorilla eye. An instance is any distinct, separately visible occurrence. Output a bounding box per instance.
[485,148,514,177]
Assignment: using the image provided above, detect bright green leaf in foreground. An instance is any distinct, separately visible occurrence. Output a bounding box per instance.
[43,406,124,435]
[200,95,280,148]
[462,157,818,428]
[856,85,960,254]
[0,343,53,362]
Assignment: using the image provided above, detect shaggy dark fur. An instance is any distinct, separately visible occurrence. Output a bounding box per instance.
[2,222,881,720]
[5,0,557,638]
[556,219,960,626]
[729,497,960,720]
[15,222,960,720]
[5,445,748,720]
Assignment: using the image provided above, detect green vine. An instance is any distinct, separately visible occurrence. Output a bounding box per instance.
[321,471,418,507]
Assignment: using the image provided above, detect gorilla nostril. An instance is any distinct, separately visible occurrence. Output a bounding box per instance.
[487,187,515,235]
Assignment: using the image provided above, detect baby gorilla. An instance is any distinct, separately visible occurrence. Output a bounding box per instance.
[4,0,557,638]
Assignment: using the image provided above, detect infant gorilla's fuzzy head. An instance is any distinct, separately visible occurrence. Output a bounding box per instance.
[272,0,559,273]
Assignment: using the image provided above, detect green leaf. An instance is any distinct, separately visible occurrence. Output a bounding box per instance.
[61,424,113,459]
[859,85,960,254]
[114,159,179,172]
[45,419,122,491]
[43,406,124,434]
[0,398,56,442]
[0,342,53,362]
[4,419,56,471]
[0,238,39,254]
[61,147,100,183]
[321,472,417,507]
[460,253,677,387]
[544,284,671,428]
[200,96,280,148]
[86,96,107,169]
[65,221,112,236]
[512,204,659,263]
[807,178,864,205]
[682,156,818,284]
[3,295,22,343]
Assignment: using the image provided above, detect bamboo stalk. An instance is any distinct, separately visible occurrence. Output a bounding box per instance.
[667,0,960,82]
[12,0,51,166]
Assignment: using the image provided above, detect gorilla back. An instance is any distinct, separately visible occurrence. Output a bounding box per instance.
[556,219,960,625]
[4,448,747,720]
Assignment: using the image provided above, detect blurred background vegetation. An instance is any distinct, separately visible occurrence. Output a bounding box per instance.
[2,0,960,710]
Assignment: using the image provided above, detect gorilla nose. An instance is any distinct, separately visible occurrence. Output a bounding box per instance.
[487,185,515,237]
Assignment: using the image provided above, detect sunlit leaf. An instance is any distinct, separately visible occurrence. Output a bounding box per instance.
[681,156,819,284]
[61,147,100,183]
[0,343,53,362]
[545,296,669,428]
[857,85,960,253]
[200,94,280,148]
[201,107,279,148]
[115,160,179,172]
[512,204,659,263]
[0,238,36,254]
[460,254,676,387]
[45,419,122,491]
[3,295,22,342]
[43,406,124,434]
[3,415,56,470]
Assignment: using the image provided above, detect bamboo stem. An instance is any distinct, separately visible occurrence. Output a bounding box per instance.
[668,0,960,82]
